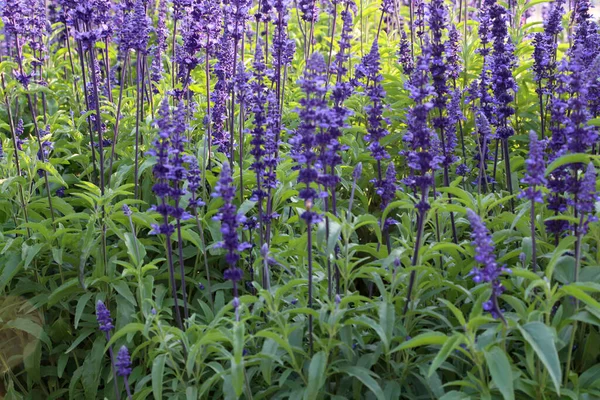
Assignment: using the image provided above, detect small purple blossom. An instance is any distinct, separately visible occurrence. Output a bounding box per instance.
[115,346,132,377]
[95,300,114,332]
[519,131,547,203]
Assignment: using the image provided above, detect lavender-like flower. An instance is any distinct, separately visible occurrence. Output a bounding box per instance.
[572,163,598,235]
[519,131,547,203]
[250,43,268,206]
[473,110,493,192]
[299,0,319,22]
[519,131,547,271]
[96,300,114,332]
[446,25,462,82]
[212,162,251,266]
[291,52,329,225]
[95,299,121,399]
[490,2,518,140]
[116,346,132,377]
[116,345,134,399]
[402,37,441,211]
[376,162,398,210]
[397,30,414,75]
[211,29,234,154]
[151,0,168,82]
[117,0,150,54]
[466,209,509,321]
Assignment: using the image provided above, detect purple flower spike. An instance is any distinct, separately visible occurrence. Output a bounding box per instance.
[519,131,547,203]
[116,346,132,377]
[96,300,114,332]
[213,162,250,266]
[466,209,509,321]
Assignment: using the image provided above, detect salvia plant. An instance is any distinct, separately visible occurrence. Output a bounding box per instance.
[2,0,600,398]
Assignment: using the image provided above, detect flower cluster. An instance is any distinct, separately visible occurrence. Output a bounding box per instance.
[212,162,251,266]
[95,300,114,332]
[148,100,191,236]
[116,346,132,377]
[519,131,547,203]
[291,52,330,225]
[466,210,509,320]
[402,37,441,212]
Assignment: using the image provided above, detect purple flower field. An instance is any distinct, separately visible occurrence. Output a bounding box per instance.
[1,0,600,398]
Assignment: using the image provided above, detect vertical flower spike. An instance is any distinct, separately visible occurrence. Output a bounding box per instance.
[95,300,114,332]
[299,0,319,22]
[519,131,547,203]
[466,209,509,322]
[213,162,251,269]
[151,0,168,82]
[96,299,122,399]
[116,346,132,377]
[291,52,328,226]
[519,131,547,271]
[116,346,134,399]
[572,163,599,235]
[402,37,442,316]
[356,41,390,165]
[398,30,414,75]
[147,99,185,329]
[214,162,249,318]
[402,37,441,211]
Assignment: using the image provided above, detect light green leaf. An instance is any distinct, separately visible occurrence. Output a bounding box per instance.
[428,333,463,377]
[484,346,514,400]
[152,353,167,400]
[391,332,448,353]
[304,351,327,400]
[518,322,561,394]
[337,366,385,400]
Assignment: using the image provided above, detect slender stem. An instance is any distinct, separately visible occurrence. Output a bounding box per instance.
[307,215,314,355]
[503,138,515,212]
[134,55,143,199]
[107,53,130,187]
[105,332,121,400]
[123,376,133,400]
[403,192,426,316]
[193,209,213,310]
[324,4,338,88]
[175,214,189,319]
[75,37,98,178]
[12,35,56,227]
[88,48,106,195]
[162,204,183,330]
[64,23,82,113]
[104,38,113,103]
[530,198,537,272]
[2,75,30,238]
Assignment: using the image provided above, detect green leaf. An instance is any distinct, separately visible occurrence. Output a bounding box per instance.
[391,332,448,353]
[113,280,137,306]
[337,366,386,400]
[304,351,327,400]
[105,323,145,350]
[152,353,167,400]
[428,333,463,377]
[5,318,50,346]
[74,292,93,329]
[231,322,245,398]
[484,346,514,400]
[124,232,146,267]
[0,252,22,292]
[560,285,600,309]
[518,322,561,394]
[545,153,590,177]
[82,337,104,400]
